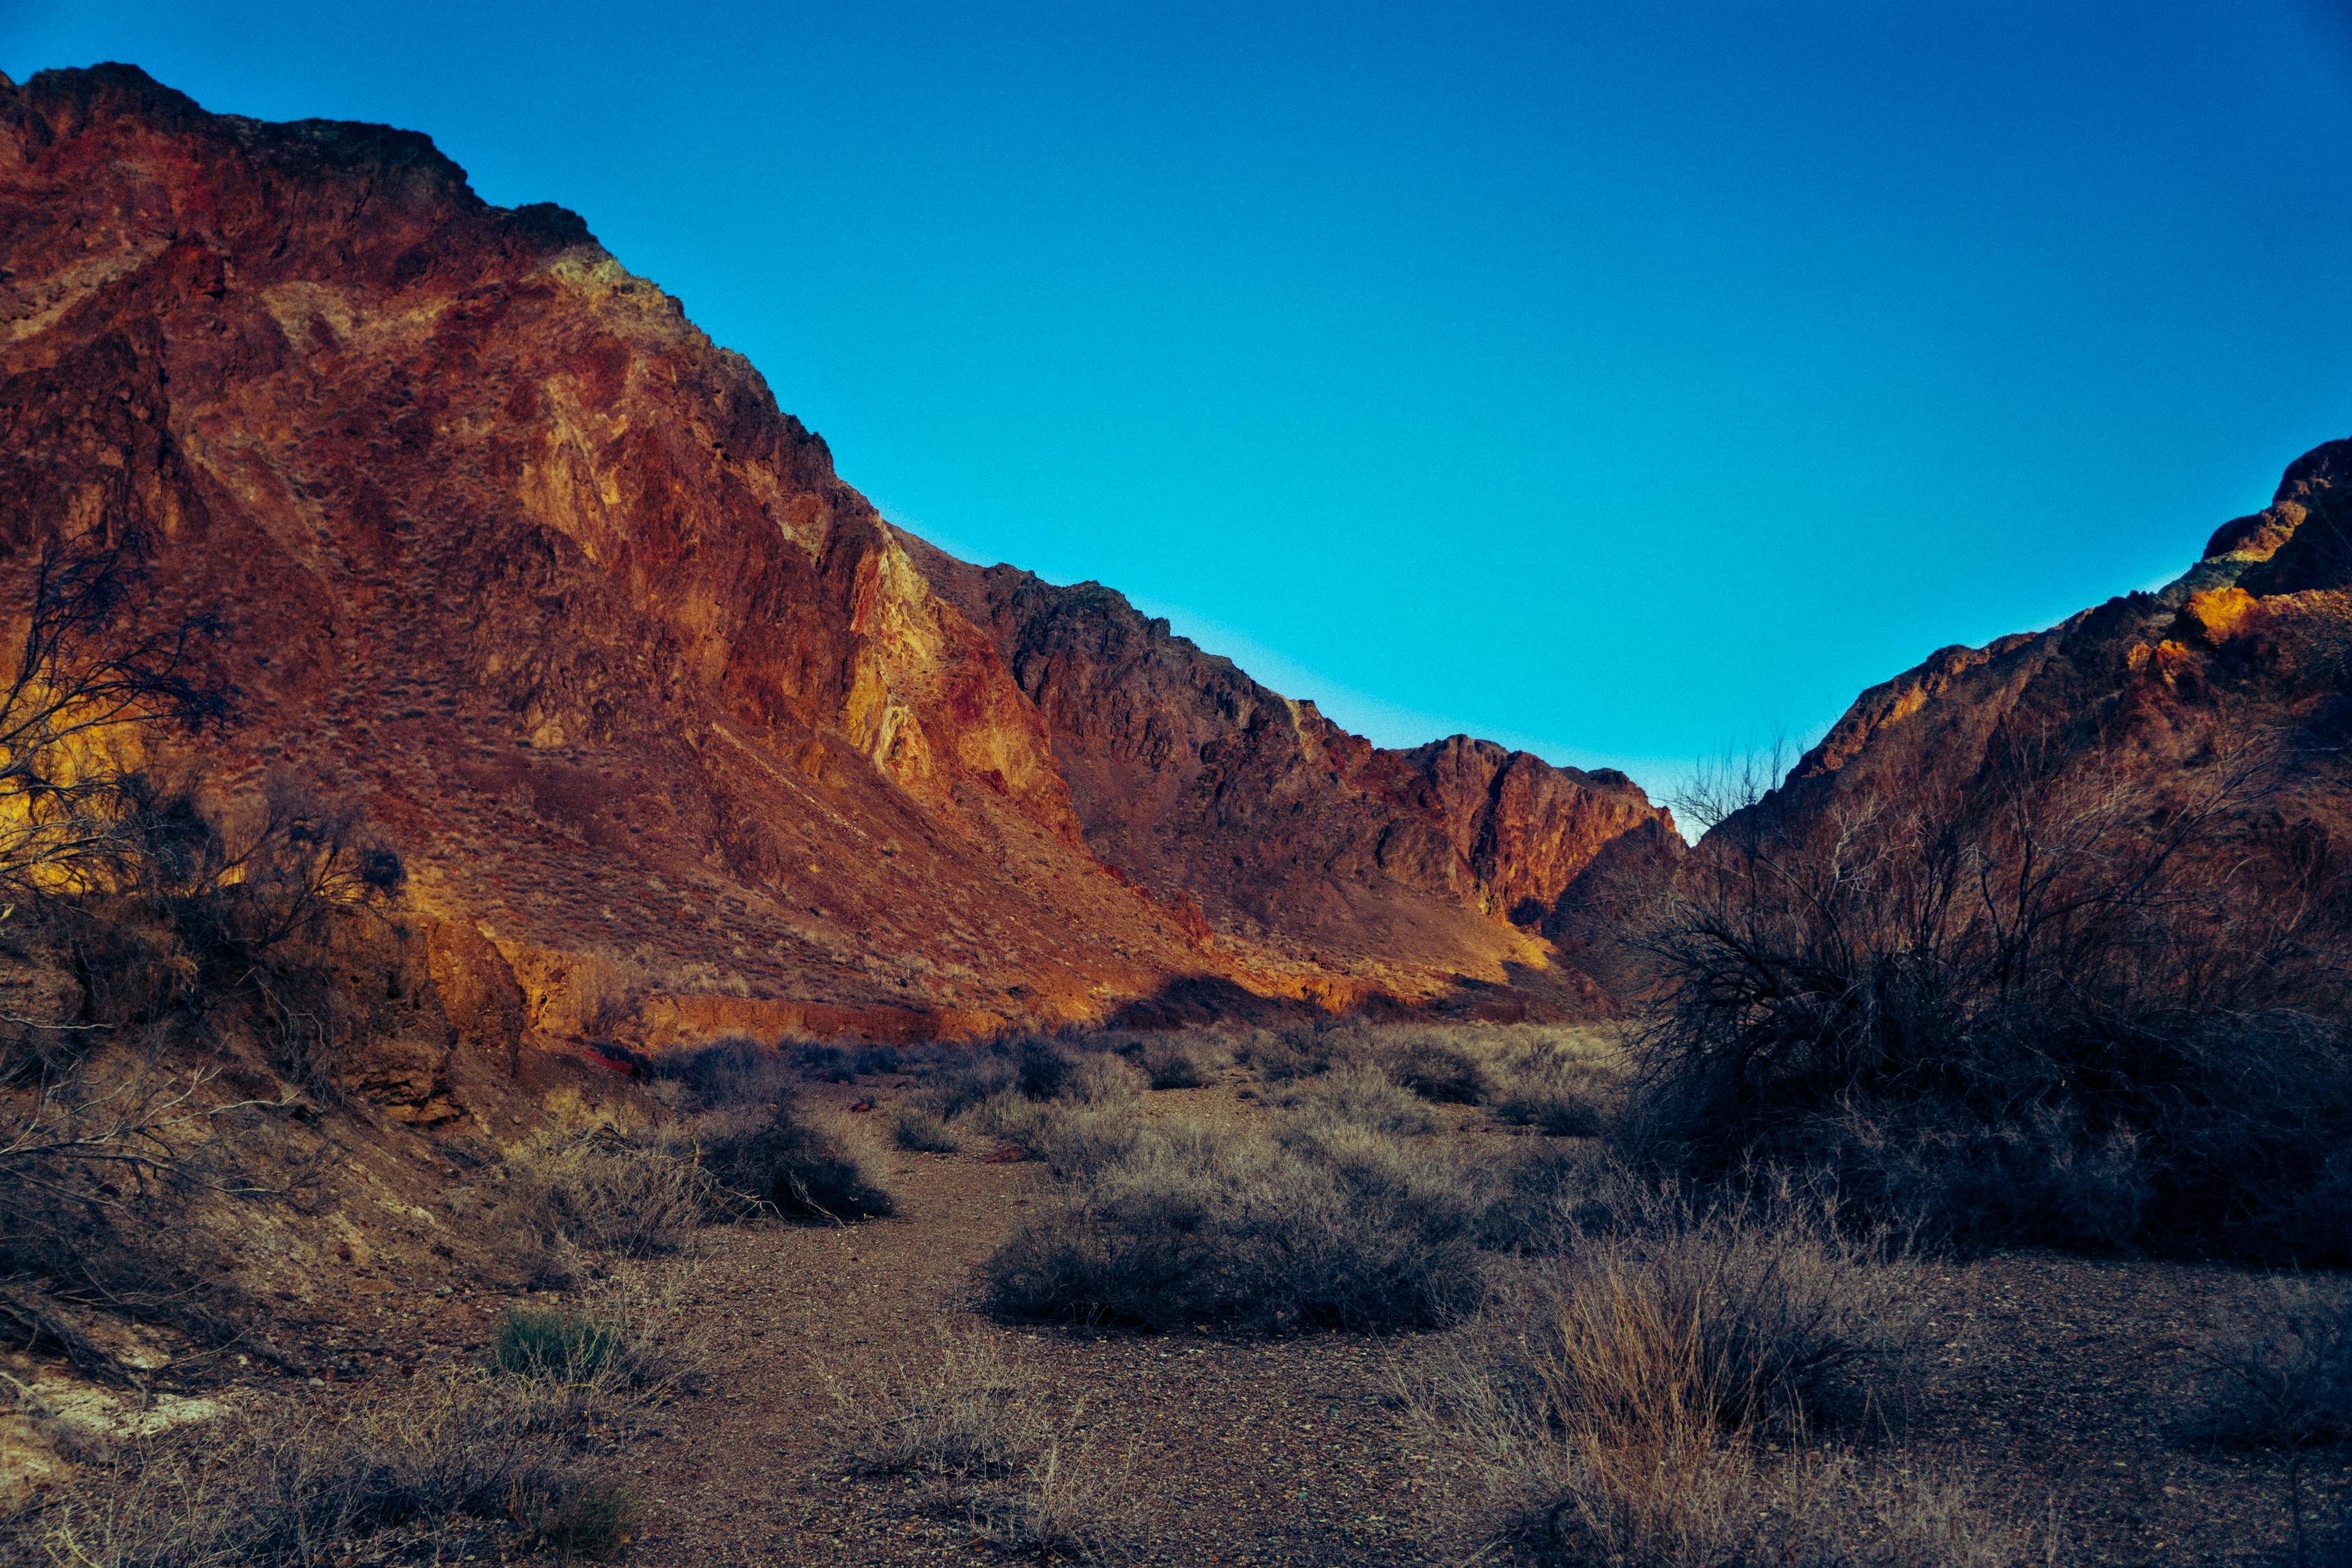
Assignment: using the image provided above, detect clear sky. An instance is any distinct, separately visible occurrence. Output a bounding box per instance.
[12,2,2352,800]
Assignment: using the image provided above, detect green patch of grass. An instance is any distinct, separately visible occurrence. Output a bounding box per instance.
[490,1307,624,1383]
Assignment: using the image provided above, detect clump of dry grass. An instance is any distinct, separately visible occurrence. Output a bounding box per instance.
[891,1105,961,1153]
[487,1267,707,1404]
[502,1121,710,1280]
[1488,1029,1620,1137]
[985,1113,1485,1332]
[1231,1029,1332,1084]
[1525,1186,1921,1436]
[1274,1062,1435,1137]
[699,1103,895,1224]
[1385,1032,1492,1105]
[1016,1101,1144,1179]
[1122,1033,1221,1089]
[1484,1436,2043,1568]
[906,1036,1148,1169]
[1399,1186,2043,1567]
[1066,1052,1148,1105]
[813,1326,1138,1560]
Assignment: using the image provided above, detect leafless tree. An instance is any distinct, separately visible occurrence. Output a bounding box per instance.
[0,535,220,910]
[1620,725,2352,1258]
[0,1066,288,1376]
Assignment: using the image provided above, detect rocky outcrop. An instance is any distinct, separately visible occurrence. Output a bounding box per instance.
[0,63,1673,1040]
[1737,436,2352,848]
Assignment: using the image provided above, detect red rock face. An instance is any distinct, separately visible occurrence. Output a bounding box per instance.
[1738,436,2352,848]
[0,65,1677,1043]
[909,548,1675,974]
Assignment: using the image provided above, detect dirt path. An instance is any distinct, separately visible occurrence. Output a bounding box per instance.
[629,1093,1432,1566]
[1903,1253,2352,1565]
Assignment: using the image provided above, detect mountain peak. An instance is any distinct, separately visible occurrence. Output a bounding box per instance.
[0,64,1674,1044]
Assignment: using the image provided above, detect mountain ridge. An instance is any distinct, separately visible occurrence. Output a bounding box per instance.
[1730,429,2352,856]
[0,61,1677,1058]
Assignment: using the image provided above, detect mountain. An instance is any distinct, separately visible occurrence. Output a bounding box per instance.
[0,63,1676,1052]
[1734,434,2352,848]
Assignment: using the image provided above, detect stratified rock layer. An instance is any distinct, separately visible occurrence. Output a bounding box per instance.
[0,64,1675,1046]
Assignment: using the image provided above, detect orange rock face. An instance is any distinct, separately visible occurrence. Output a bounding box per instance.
[0,66,1677,1046]
[2175,587,2260,647]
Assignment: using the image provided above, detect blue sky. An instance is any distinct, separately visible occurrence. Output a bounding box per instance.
[11,2,2352,801]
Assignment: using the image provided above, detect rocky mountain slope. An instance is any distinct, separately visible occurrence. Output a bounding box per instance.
[0,63,1675,1053]
[1735,434,2352,847]
[907,543,1675,974]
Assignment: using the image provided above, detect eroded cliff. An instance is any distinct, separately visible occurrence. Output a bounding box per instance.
[0,63,1675,1050]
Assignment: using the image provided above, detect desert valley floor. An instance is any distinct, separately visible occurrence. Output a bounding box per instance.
[109,1039,2338,1568]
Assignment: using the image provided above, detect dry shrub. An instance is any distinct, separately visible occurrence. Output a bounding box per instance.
[1468,1435,2043,1568]
[2188,1278,2352,1448]
[1511,1185,1921,1438]
[502,1121,709,1275]
[650,1036,797,1109]
[1623,737,2352,1261]
[984,1115,1484,1332]
[1489,1031,1621,1137]
[814,1326,1138,1560]
[909,1037,1089,1129]
[0,1062,274,1368]
[1275,1062,1435,1137]
[1125,1033,1218,1089]
[1471,1139,1615,1255]
[17,1369,632,1566]
[17,1266,695,1564]
[1013,1101,1143,1179]
[700,1102,894,1224]
[910,1037,1146,1162]
[785,1040,905,1082]
[1231,1029,1332,1084]
[891,1105,961,1153]
[1403,1189,2038,1567]
[1066,1052,1146,1105]
[1385,1033,1492,1105]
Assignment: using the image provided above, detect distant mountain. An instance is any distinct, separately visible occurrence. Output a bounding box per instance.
[0,63,1676,1051]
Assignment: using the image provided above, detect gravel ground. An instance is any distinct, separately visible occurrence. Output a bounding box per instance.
[613,1081,2352,1565]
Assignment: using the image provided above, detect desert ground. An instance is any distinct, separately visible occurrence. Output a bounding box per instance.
[14,1022,2349,1567]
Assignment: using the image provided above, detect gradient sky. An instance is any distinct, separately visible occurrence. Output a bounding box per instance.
[12,2,2352,800]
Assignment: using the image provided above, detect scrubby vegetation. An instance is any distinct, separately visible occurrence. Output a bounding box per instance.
[701,1104,897,1223]
[1401,1187,2039,1567]
[1120,1031,1220,1090]
[17,1269,699,1565]
[2188,1279,2352,1450]
[985,1113,1488,1331]
[814,1327,1139,1560]
[6,523,2339,1562]
[1620,739,2352,1263]
[974,1030,1611,1334]
[505,1122,713,1275]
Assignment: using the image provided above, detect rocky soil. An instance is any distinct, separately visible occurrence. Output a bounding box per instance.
[629,1080,2349,1565]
